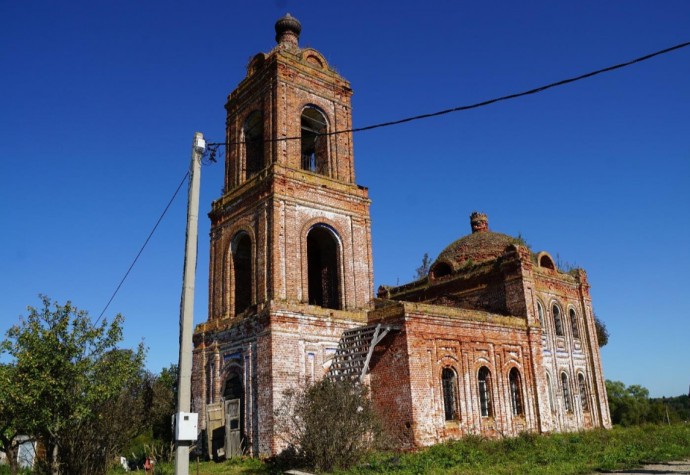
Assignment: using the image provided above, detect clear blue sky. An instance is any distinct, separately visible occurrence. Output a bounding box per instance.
[1,1,688,398]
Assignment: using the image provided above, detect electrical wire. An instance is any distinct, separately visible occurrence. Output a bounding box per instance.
[96,171,190,323]
[207,40,690,148]
[98,40,689,319]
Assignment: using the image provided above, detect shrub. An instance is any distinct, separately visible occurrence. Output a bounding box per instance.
[273,378,382,472]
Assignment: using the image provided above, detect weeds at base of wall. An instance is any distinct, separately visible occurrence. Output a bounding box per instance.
[341,424,690,475]
[101,423,690,475]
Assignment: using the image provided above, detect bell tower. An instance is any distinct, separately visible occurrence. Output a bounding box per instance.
[207,14,373,320]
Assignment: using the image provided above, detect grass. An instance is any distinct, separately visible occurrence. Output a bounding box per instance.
[110,456,269,475]
[339,423,690,475]
[102,423,690,475]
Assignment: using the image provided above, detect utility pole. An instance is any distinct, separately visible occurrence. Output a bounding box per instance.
[174,132,204,475]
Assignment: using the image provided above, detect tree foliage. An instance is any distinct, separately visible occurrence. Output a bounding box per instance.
[606,380,690,426]
[273,378,382,472]
[415,252,431,280]
[606,380,651,426]
[0,296,146,475]
[0,362,26,475]
[594,314,609,347]
[148,364,177,445]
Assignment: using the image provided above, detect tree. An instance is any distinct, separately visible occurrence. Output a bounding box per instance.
[594,315,609,347]
[0,363,26,475]
[415,253,431,280]
[148,364,177,445]
[606,380,651,426]
[0,296,146,475]
[274,378,382,472]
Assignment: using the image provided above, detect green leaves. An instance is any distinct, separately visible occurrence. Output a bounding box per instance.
[0,295,146,475]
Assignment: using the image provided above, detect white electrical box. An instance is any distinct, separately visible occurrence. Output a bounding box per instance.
[174,412,198,441]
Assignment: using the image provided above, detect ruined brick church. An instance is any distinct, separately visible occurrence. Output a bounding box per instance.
[191,14,611,458]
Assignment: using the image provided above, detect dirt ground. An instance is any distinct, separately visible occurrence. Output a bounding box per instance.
[604,459,690,474]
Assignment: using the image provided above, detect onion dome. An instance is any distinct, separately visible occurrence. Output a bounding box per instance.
[275,13,302,47]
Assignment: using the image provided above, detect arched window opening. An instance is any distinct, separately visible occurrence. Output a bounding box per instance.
[578,373,589,412]
[442,367,459,421]
[307,226,341,310]
[244,111,264,179]
[546,372,555,413]
[301,107,328,175]
[232,233,252,315]
[537,301,545,328]
[540,254,555,270]
[430,262,452,279]
[553,304,564,336]
[478,366,493,418]
[570,309,580,339]
[509,368,524,416]
[561,372,572,413]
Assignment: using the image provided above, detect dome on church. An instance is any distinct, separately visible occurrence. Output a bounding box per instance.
[430,212,518,276]
[275,13,302,45]
[435,231,515,267]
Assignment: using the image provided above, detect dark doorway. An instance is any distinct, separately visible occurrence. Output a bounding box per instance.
[223,373,244,457]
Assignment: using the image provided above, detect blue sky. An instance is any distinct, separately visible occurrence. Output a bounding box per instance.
[1,1,688,398]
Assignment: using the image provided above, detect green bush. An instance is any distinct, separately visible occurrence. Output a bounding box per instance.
[273,378,383,472]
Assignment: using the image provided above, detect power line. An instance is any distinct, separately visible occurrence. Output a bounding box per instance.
[99,40,689,319]
[206,40,690,150]
[96,171,190,323]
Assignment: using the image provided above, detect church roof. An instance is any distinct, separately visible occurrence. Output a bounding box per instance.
[430,212,523,275]
[435,230,517,269]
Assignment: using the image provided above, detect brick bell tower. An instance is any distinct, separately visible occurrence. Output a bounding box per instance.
[193,14,374,457]
[207,13,373,318]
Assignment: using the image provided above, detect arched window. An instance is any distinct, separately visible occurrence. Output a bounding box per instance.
[509,368,524,416]
[430,262,452,279]
[244,111,264,179]
[553,304,564,336]
[539,254,556,270]
[570,309,580,339]
[537,301,545,328]
[442,367,459,421]
[232,233,252,315]
[561,372,572,413]
[307,225,341,309]
[478,366,493,417]
[301,106,328,175]
[578,373,589,412]
[546,372,555,413]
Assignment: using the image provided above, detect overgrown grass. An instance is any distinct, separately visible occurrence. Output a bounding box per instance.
[339,423,690,475]
[103,424,690,475]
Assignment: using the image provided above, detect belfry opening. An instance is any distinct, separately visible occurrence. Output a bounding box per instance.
[307,225,341,310]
